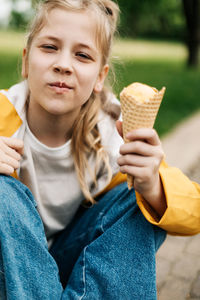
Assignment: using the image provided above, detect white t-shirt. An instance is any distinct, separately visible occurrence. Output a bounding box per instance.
[19,113,122,245]
[19,123,84,244]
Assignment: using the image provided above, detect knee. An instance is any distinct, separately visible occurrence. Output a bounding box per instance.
[0,175,36,218]
[105,182,137,217]
[93,183,138,231]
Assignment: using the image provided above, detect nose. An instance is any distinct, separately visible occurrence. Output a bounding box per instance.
[53,52,73,75]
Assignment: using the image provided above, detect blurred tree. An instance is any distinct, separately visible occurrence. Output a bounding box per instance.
[9,9,28,29]
[8,0,32,29]
[31,0,39,7]
[182,0,200,67]
[6,0,47,30]
[116,0,184,39]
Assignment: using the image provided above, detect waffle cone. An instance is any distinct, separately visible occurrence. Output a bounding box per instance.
[120,84,166,189]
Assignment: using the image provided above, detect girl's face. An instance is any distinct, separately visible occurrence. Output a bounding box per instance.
[22,8,108,119]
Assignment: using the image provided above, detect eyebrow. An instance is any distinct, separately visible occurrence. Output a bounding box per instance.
[78,43,96,51]
[38,36,95,49]
[37,35,60,43]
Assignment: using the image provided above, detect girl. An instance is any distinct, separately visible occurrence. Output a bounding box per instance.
[0,0,198,299]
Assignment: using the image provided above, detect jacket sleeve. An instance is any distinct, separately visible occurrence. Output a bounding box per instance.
[136,160,200,235]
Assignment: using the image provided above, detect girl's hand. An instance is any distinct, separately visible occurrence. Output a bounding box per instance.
[116,120,166,217]
[0,137,24,175]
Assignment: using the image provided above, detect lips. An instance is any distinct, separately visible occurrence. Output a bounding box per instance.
[49,82,73,89]
[48,81,73,94]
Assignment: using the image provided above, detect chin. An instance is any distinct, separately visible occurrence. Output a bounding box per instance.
[45,103,69,116]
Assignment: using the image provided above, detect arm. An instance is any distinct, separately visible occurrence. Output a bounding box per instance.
[116,121,200,235]
[0,137,24,175]
[116,121,166,217]
[137,161,200,235]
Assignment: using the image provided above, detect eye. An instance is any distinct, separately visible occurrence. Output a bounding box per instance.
[40,44,57,52]
[76,52,92,60]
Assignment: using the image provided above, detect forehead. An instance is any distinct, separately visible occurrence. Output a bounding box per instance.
[36,8,99,48]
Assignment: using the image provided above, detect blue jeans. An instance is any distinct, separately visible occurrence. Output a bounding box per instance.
[0,175,166,299]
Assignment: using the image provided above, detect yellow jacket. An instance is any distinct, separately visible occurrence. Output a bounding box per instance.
[1,83,200,236]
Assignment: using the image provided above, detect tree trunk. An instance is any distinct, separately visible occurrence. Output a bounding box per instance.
[182,0,200,67]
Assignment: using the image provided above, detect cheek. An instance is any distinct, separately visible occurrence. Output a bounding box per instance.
[79,66,100,89]
[27,60,49,89]
[30,58,45,73]
[26,58,45,92]
[81,76,98,99]
[76,73,97,105]
[28,49,49,73]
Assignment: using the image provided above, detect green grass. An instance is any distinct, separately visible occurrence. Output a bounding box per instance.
[0,30,24,88]
[1,31,200,136]
[113,38,187,62]
[0,30,25,53]
[0,52,22,88]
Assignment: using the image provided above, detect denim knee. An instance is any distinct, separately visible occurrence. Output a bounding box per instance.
[0,175,37,224]
[0,175,36,203]
[95,182,137,231]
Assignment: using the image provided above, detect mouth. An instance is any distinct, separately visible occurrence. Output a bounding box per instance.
[48,82,73,93]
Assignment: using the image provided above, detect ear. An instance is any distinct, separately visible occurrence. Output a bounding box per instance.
[94,64,109,93]
[21,48,28,78]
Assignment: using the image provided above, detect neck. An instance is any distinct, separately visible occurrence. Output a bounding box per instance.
[27,103,79,148]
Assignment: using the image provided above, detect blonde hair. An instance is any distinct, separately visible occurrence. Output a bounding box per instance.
[25,0,120,204]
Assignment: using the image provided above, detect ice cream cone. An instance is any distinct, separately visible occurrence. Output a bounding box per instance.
[120,82,166,189]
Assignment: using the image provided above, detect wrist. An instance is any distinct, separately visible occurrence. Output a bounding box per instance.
[141,175,167,218]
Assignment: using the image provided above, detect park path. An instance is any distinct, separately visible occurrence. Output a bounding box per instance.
[156,111,200,300]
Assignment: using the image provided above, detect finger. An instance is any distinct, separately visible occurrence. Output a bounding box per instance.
[118,154,150,168]
[119,141,160,157]
[0,141,22,160]
[1,137,24,154]
[0,162,15,175]
[119,165,153,187]
[116,120,123,138]
[126,128,161,146]
[0,152,20,170]
[118,156,161,178]
[3,145,22,161]
[119,164,145,178]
